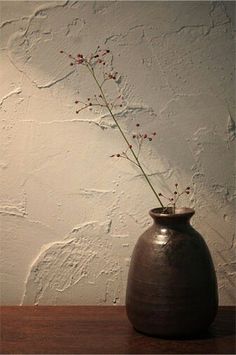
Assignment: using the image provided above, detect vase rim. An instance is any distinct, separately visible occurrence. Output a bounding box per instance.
[149,207,195,218]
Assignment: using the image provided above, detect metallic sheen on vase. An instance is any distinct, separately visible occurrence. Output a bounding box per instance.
[126,207,218,337]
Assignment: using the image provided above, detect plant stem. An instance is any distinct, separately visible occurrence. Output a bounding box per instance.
[87,64,164,208]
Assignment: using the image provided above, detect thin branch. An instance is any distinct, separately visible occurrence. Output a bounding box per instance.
[85,61,164,208]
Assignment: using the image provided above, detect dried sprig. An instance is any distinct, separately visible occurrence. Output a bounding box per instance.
[60,48,191,213]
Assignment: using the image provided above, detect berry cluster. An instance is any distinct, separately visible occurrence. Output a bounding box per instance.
[74,95,105,114]
[60,48,124,114]
[60,47,111,67]
[73,94,124,115]
[110,123,157,164]
[132,123,156,147]
[158,184,191,210]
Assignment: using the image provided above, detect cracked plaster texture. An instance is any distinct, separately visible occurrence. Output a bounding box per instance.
[0,1,235,305]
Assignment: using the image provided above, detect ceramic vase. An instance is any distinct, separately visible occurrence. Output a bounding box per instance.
[126,207,218,337]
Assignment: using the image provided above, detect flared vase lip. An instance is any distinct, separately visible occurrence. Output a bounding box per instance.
[149,207,195,219]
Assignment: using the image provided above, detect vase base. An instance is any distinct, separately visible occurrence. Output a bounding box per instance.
[133,326,212,340]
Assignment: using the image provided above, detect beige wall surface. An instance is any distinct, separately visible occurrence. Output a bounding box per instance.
[0,1,235,305]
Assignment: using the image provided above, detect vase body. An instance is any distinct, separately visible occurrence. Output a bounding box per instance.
[126,208,218,337]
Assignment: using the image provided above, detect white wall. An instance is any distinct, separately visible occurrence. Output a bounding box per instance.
[1,1,235,305]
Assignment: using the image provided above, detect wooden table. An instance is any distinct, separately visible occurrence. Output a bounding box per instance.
[0,306,235,354]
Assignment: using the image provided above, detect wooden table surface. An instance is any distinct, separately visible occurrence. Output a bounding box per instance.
[0,305,235,354]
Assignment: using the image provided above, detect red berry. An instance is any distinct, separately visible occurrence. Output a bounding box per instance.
[144,134,147,139]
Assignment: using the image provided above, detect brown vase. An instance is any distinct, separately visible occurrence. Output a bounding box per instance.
[126,207,218,338]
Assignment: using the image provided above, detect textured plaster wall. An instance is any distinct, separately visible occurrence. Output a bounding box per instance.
[0,1,235,305]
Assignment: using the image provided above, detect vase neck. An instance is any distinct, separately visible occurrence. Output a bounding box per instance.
[149,207,195,227]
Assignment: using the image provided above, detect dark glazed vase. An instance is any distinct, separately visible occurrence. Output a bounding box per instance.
[126,208,218,338]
